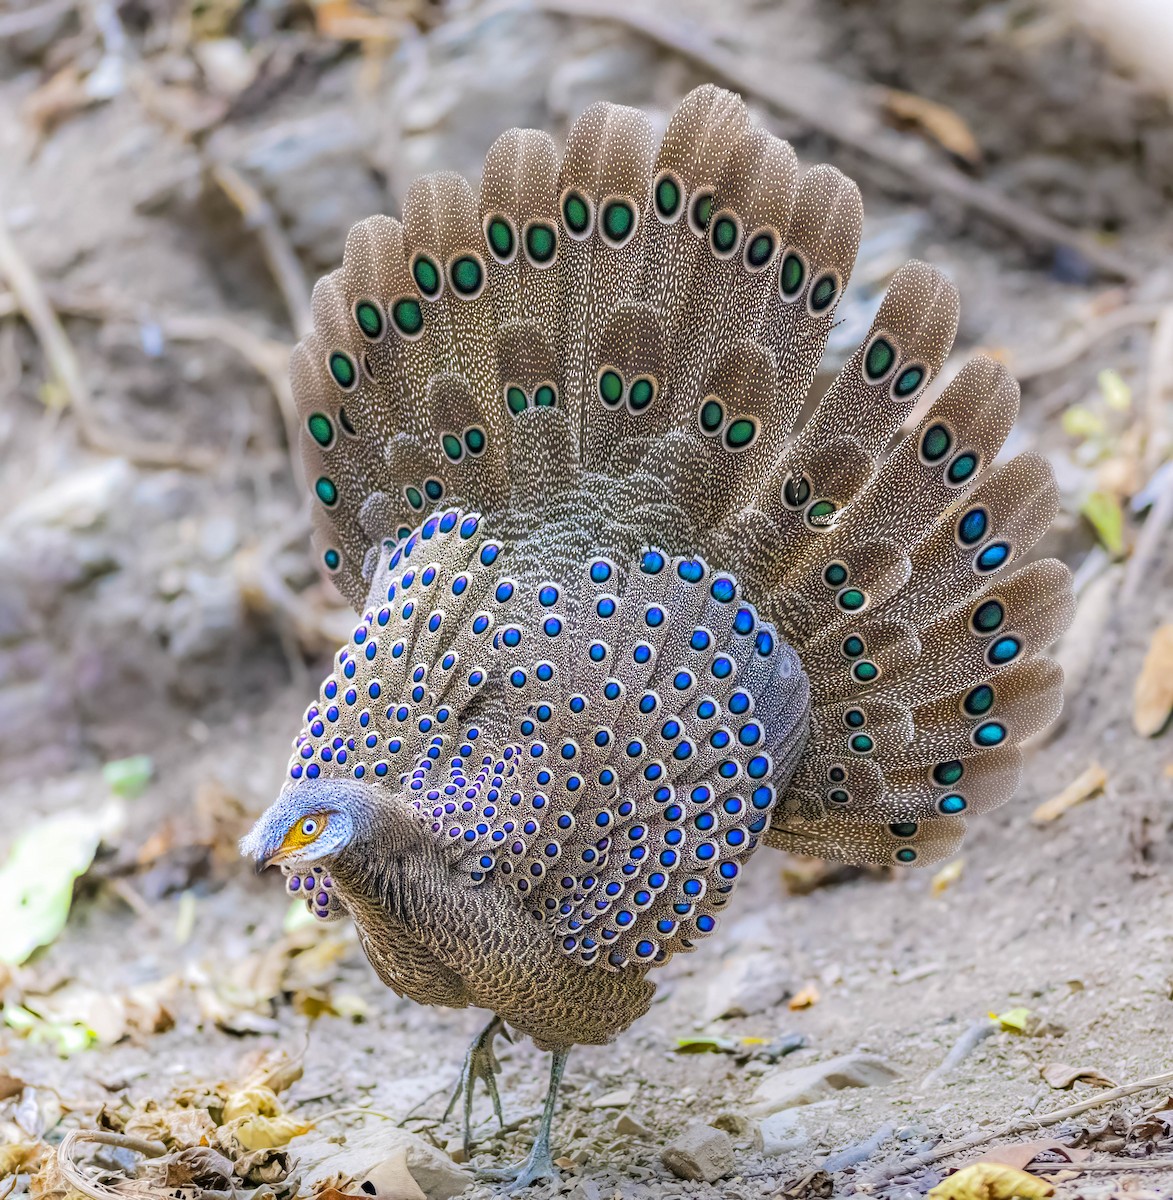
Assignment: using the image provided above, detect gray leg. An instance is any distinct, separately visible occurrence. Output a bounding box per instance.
[478,1046,570,1192]
[445,1014,508,1154]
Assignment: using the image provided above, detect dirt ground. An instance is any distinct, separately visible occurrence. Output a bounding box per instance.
[1,1,1172,1198]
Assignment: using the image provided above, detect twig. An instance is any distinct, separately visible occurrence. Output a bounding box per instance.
[105,878,165,934]
[822,1124,894,1173]
[1032,1159,1173,1173]
[1141,304,1173,479]
[922,1017,998,1088]
[527,0,1138,282]
[1121,464,1173,605]
[56,1130,166,1200]
[866,1068,1173,1186]
[0,0,75,38]
[211,161,313,339]
[1008,303,1168,382]
[0,216,216,470]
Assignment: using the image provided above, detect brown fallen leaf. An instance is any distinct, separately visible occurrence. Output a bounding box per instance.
[1040,1063,1117,1090]
[1031,762,1107,825]
[976,1138,1090,1170]
[880,88,983,165]
[0,1073,26,1102]
[788,982,820,1010]
[1133,624,1173,737]
[928,1162,1054,1200]
[163,1146,235,1189]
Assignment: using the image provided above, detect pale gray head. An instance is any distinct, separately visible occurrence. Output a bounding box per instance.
[240,778,378,872]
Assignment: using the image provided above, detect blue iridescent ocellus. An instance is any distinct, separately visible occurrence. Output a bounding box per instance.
[241,85,1074,1188]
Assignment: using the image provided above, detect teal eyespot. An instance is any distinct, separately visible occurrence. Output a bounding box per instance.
[987,635,1021,665]
[654,173,682,221]
[598,369,624,408]
[893,364,925,398]
[963,684,994,716]
[699,396,725,434]
[890,821,918,838]
[842,635,865,659]
[824,562,849,587]
[844,708,865,728]
[838,588,866,611]
[971,599,1005,634]
[938,794,967,814]
[809,272,838,313]
[424,478,444,501]
[689,189,714,233]
[959,507,989,546]
[946,451,979,484]
[328,351,356,390]
[711,214,739,256]
[976,541,1011,572]
[783,474,811,507]
[412,255,441,298]
[450,255,484,297]
[323,548,340,571]
[850,733,874,754]
[629,376,656,412]
[315,476,338,506]
[746,230,776,270]
[828,788,850,804]
[779,252,805,298]
[441,433,464,462]
[525,222,557,266]
[852,660,878,682]
[506,385,528,414]
[806,499,837,525]
[933,760,964,786]
[921,422,952,462]
[307,412,334,447]
[485,214,516,261]
[534,383,556,407]
[354,300,384,339]
[464,426,486,455]
[974,721,1006,747]
[562,190,591,236]
[405,485,423,510]
[724,417,757,450]
[601,199,636,244]
[895,847,918,863]
[864,336,896,382]
[392,298,423,337]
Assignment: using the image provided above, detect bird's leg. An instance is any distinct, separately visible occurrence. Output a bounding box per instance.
[477,1046,570,1191]
[445,1014,509,1154]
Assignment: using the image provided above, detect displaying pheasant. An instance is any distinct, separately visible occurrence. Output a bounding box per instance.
[242,85,1074,1187]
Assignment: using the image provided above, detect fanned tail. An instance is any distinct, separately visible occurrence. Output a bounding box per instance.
[290,83,1073,891]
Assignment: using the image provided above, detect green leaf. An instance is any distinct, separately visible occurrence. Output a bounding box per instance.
[1081,490,1125,557]
[674,1035,738,1054]
[1060,404,1104,440]
[102,755,153,798]
[0,811,103,965]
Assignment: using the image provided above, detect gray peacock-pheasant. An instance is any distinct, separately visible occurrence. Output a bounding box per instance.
[241,84,1075,1188]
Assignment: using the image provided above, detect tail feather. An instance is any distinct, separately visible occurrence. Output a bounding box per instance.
[289,84,1073,887]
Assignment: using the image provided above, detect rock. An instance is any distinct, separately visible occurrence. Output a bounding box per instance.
[712,1112,763,1151]
[289,1122,471,1199]
[660,1123,735,1184]
[615,1112,654,1138]
[702,950,795,1021]
[567,1181,601,1200]
[362,1147,427,1200]
[591,1087,635,1109]
[747,1054,901,1116]
[759,1109,811,1156]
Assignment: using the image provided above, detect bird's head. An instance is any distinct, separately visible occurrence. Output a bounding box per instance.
[240,778,376,872]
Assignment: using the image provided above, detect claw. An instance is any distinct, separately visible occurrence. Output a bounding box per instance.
[445,1014,509,1154]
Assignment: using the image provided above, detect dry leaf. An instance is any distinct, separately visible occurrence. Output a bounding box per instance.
[1133,625,1173,737]
[222,1086,282,1122]
[353,1146,427,1200]
[1040,1063,1117,1090]
[976,1139,1089,1170]
[928,1162,1054,1200]
[226,1114,314,1151]
[881,88,982,165]
[932,858,965,895]
[164,1146,235,1188]
[788,982,820,1010]
[0,1073,26,1102]
[1031,762,1107,825]
[0,1142,46,1178]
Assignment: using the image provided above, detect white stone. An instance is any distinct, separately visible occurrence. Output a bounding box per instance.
[660,1123,735,1183]
[747,1053,900,1116]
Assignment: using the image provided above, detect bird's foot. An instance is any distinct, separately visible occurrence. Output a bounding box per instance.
[444,1015,509,1154]
[475,1141,559,1193]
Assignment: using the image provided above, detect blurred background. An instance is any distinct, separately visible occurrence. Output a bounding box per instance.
[0,0,1171,1195]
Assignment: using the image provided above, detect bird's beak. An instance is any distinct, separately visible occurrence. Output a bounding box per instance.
[240,822,284,874]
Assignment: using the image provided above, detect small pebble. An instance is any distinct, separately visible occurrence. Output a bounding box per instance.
[615,1112,654,1138]
[660,1123,734,1183]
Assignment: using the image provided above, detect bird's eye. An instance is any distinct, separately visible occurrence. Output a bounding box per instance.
[301,818,318,837]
